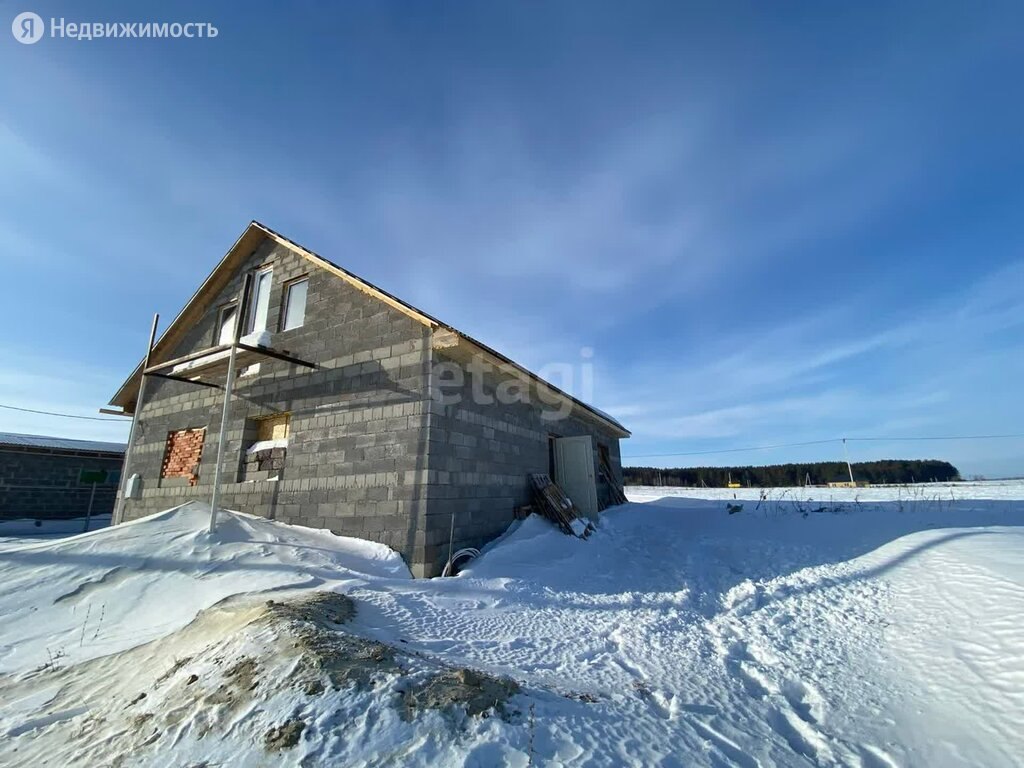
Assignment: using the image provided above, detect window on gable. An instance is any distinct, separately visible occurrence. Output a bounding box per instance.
[215,303,238,345]
[281,277,309,331]
[247,267,273,334]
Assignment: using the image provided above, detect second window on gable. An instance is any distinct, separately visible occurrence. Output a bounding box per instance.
[281,277,308,331]
[215,303,238,345]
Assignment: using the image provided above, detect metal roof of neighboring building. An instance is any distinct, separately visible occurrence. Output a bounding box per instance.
[0,432,126,454]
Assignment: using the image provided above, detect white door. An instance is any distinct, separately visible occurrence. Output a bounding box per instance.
[554,436,599,519]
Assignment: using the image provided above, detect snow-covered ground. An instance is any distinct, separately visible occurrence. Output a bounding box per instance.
[626,479,1024,503]
[1,484,1022,766]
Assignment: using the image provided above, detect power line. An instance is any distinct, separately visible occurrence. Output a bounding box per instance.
[847,434,1024,442]
[623,433,1024,460]
[0,403,124,422]
[5,400,1021,453]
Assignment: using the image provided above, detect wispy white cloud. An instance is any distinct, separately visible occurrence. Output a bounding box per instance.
[608,261,1024,465]
[0,351,130,444]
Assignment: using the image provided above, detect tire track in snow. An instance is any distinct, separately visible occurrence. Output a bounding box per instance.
[688,717,762,768]
[766,705,833,764]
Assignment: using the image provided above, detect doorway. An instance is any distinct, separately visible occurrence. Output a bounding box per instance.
[553,435,599,518]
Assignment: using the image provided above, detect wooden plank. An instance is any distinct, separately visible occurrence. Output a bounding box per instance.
[236,342,317,369]
[598,453,627,506]
[146,342,315,378]
[145,344,232,373]
[147,372,224,390]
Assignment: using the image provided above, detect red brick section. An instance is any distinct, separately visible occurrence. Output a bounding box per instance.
[161,428,205,486]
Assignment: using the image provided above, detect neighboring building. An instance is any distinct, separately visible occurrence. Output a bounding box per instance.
[0,433,125,521]
[107,221,629,576]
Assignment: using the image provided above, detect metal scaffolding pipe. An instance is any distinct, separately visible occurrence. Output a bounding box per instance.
[209,272,253,534]
[208,342,238,534]
[113,313,159,525]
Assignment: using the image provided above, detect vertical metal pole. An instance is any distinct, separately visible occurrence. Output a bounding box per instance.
[209,272,253,535]
[843,438,855,485]
[84,482,97,533]
[113,313,159,525]
[208,343,238,534]
[444,510,456,576]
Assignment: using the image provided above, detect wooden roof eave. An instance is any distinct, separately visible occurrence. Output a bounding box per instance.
[108,224,268,409]
[430,330,631,439]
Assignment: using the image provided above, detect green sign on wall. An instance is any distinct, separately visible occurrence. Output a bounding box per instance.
[79,469,108,485]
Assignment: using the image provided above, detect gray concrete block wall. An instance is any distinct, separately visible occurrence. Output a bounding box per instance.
[120,238,435,570]
[0,447,123,520]
[420,351,625,576]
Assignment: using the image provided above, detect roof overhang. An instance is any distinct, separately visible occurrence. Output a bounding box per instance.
[431,331,630,438]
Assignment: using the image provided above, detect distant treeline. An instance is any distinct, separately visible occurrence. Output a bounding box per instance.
[624,460,961,487]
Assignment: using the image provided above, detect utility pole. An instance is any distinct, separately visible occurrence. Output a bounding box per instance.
[843,438,855,485]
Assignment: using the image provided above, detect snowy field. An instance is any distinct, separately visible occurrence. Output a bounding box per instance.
[626,479,1024,503]
[1,483,1022,766]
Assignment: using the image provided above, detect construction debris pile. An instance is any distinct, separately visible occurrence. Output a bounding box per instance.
[529,474,595,538]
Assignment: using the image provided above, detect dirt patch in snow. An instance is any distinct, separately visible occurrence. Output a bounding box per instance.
[401,667,521,720]
[264,718,306,751]
[264,590,356,627]
[1,590,526,766]
[224,656,258,692]
[203,655,259,716]
[267,593,520,719]
[155,655,193,683]
[265,591,401,694]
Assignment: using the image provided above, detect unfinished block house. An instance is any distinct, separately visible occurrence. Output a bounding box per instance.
[107,222,629,576]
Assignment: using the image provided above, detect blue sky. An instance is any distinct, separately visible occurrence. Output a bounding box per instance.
[1,1,1022,476]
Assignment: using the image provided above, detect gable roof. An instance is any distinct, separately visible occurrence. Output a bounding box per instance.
[109,221,629,438]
